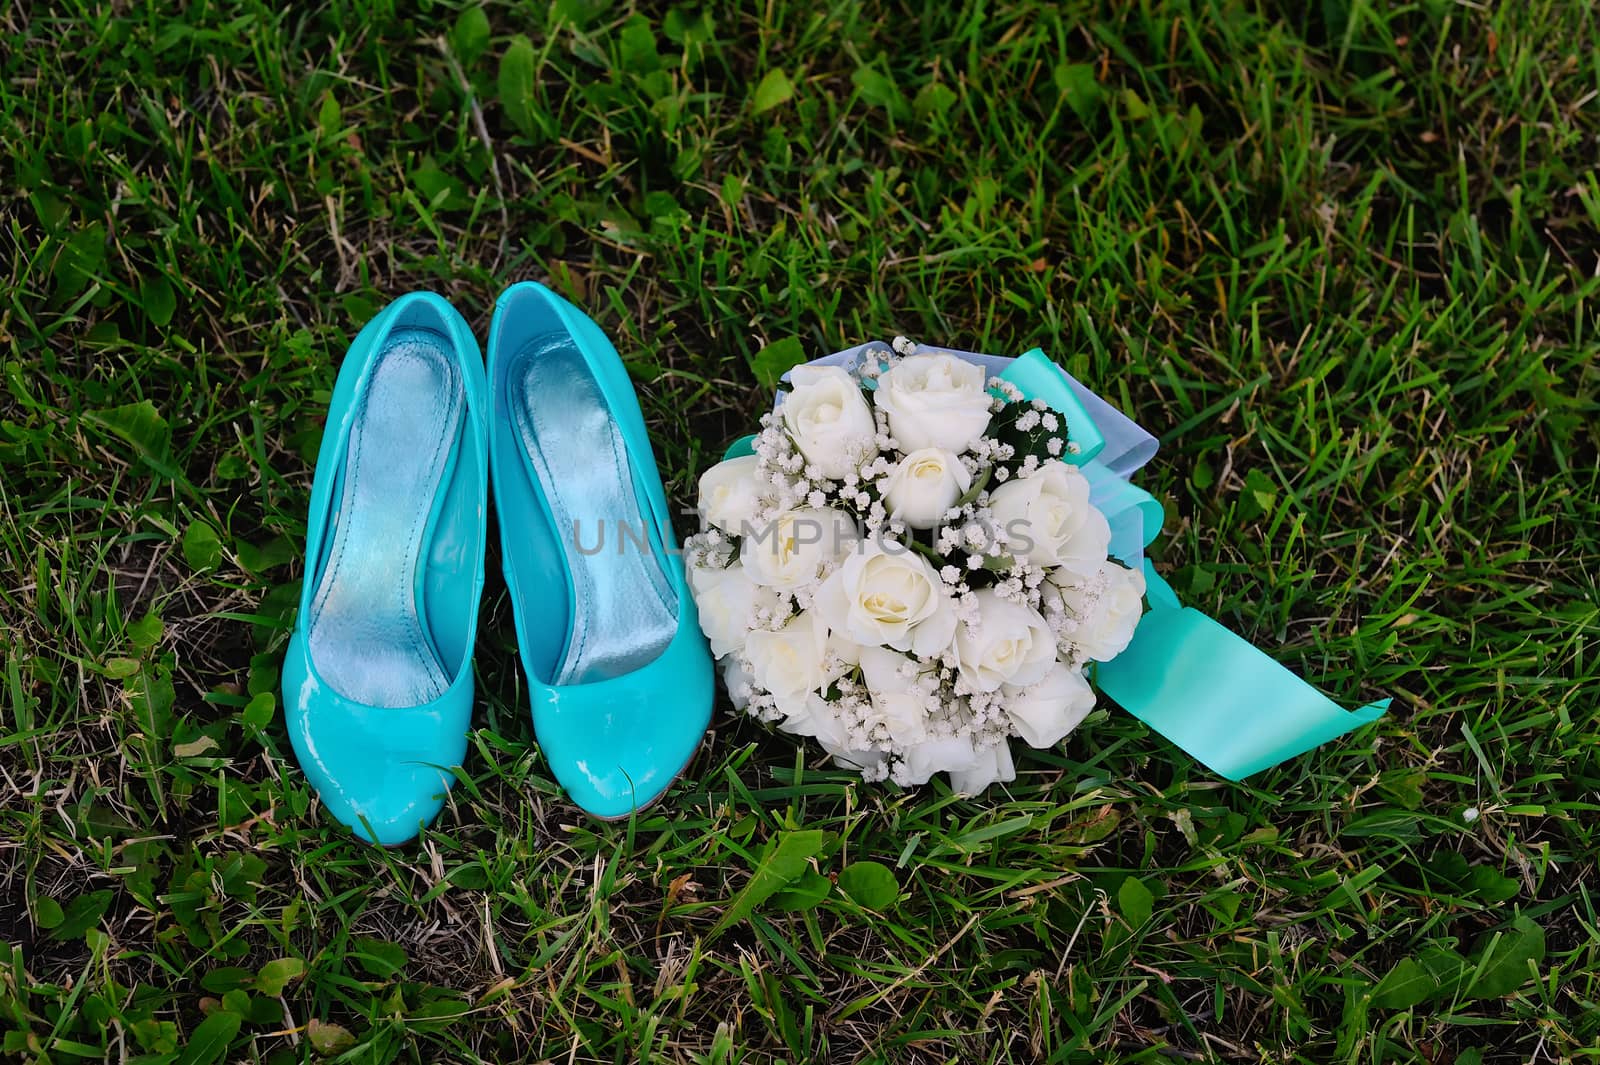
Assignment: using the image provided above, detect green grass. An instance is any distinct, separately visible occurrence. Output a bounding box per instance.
[3,0,1599,1061]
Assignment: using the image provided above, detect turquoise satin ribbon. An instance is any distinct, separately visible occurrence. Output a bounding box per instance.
[993,349,1388,780]
[1095,562,1390,779]
[731,345,1387,781]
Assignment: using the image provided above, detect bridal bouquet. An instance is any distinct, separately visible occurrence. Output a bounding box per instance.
[682,338,1149,793]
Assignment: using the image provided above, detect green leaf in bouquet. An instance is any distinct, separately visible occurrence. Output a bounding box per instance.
[986,399,1070,472]
[951,464,991,509]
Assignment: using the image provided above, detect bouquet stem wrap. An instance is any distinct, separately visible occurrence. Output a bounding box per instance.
[730,342,1388,781]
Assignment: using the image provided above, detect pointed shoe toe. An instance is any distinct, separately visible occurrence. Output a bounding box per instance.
[283,292,488,845]
[530,617,713,818]
[488,281,713,819]
[283,633,471,845]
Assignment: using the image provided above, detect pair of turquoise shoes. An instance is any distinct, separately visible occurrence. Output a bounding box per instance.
[281,283,713,845]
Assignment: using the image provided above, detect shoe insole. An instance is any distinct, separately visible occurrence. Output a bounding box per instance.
[309,328,464,708]
[509,334,678,685]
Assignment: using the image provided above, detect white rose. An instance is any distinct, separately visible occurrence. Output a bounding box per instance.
[689,563,774,658]
[856,646,931,747]
[882,447,970,529]
[744,610,831,716]
[741,507,858,590]
[948,741,1017,795]
[873,352,993,453]
[898,734,980,786]
[814,541,957,657]
[781,365,877,479]
[1055,561,1146,662]
[1003,662,1096,748]
[698,455,763,533]
[988,462,1110,576]
[954,589,1056,693]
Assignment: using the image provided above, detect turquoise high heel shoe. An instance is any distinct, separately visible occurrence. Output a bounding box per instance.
[488,281,712,818]
[283,292,488,845]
